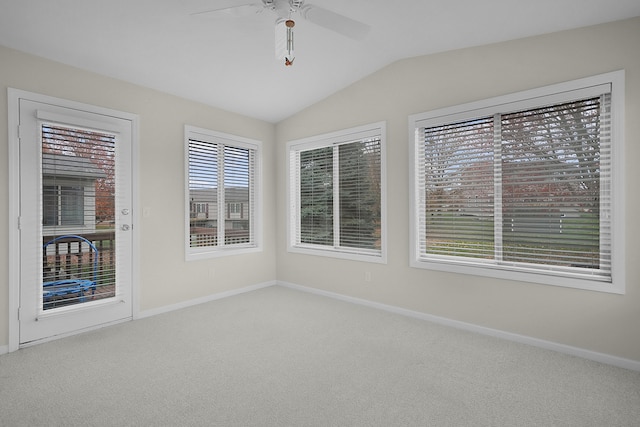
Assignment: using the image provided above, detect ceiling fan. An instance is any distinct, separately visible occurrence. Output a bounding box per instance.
[193,0,371,66]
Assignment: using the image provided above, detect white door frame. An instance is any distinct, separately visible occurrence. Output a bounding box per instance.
[7,88,140,352]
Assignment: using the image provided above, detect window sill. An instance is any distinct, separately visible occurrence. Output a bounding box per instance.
[186,245,262,261]
[410,258,624,294]
[289,244,387,264]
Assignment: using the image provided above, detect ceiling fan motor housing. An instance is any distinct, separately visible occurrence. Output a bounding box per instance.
[263,0,305,18]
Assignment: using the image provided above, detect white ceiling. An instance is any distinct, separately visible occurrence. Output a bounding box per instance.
[1,0,639,123]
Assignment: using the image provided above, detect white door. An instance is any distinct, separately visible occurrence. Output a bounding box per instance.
[18,97,134,345]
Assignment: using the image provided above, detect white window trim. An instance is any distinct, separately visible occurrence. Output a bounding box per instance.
[408,71,625,294]
[287,122,387,264]
[184,125,262,261]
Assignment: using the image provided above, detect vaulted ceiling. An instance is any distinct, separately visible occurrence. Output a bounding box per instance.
[1,0,639,123]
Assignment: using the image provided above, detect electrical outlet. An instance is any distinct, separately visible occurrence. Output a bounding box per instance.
[364,271,372,282]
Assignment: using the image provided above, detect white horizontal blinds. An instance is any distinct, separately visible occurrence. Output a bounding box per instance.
[223,145,254,245]
[501,96,610,277]
[41,125,117,309]
[598,93,612,277]
[188,139,257,250]
[298,146,334,245]
[188,139,219,248]
[338,138,382,251]
[421,117,495,259]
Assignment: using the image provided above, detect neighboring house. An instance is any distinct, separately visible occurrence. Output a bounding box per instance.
[189,186,250,230]
[436,158,597,220]
[42,153,107,236]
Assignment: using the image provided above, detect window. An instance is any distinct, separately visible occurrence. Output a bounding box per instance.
[185,126,262,260]
[409,72,625,293]
[287,122,386,262]
[43,184,84,226]
[228,203,242,216]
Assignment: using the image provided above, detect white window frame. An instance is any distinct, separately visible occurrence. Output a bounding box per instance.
[409,71,625,294]
[287,122,387,263]
[184,125,262,261]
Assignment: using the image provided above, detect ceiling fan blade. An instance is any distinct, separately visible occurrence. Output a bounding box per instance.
[190,2,262,17]
[300,4,371,41]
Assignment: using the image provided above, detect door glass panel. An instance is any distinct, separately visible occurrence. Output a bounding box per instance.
[41,125,117,310]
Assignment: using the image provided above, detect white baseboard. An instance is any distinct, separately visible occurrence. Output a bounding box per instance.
[278,281,640,372]
[137,280,277,319]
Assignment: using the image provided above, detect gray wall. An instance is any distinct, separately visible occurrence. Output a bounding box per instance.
[2,17,639,363]
[275,17,640,362]
[0,45,277,348]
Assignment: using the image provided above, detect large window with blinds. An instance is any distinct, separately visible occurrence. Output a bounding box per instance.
[185,126,262,260]
[409,72,625,293]
[287,122,386,262]
[40,124,118,306]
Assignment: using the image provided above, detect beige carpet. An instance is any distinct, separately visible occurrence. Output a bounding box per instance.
[1,285,639,426]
